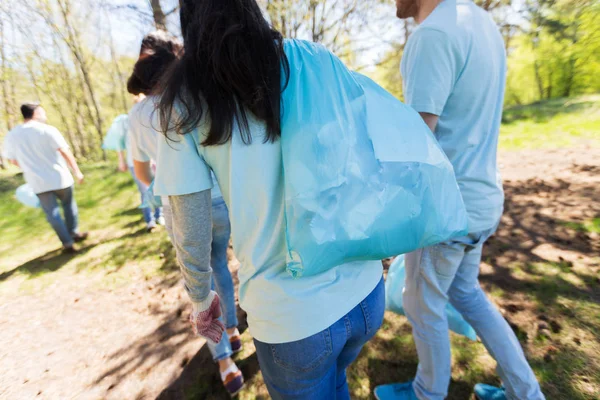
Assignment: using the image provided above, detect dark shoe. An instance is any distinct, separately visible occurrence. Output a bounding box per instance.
[63,245,79,254]
[221,367,244,397]
[229,329,243,354]
[73,232,89,243]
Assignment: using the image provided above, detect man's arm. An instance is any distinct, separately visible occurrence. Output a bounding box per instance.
[401,28,456,133]
[134,160,153,186]
[9,159,19,168]
[57,147,84,184]
[419,112,439,133]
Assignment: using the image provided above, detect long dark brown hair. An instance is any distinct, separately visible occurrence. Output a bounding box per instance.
[157,0,290,145]
[127,31,183,96]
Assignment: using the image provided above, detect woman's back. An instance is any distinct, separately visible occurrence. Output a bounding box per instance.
[155,2,385,396]
[155,89,383,343]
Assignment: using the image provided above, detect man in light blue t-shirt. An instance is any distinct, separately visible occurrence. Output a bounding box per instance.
[374,1,545,400]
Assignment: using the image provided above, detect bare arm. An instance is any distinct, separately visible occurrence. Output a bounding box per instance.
[57,147,84,184]
[134,160,153,186]
[419,112,439,133]
[9,159,19,168]
[117,151,128,172]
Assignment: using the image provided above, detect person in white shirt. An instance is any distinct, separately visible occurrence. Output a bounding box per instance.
[102,95,164,233]
[3,103,88,253]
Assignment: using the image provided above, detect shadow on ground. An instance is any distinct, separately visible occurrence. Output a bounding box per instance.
[0,242,100,282]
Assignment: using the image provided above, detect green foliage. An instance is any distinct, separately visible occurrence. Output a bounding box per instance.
[505,0,600,105]
[367,42,404,101]
[372,1,600,109]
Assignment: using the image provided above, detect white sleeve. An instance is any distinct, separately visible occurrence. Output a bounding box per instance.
[47,126,70,150]
[129,108,151,163]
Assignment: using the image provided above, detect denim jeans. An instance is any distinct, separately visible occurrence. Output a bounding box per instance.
[403,225,545,400]
[37,186,79,247]
[254,278,385,400]
[203,197,239,361]
[129,167,162,224]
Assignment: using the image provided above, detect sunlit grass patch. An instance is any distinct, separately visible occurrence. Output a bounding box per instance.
[500,95,600,149]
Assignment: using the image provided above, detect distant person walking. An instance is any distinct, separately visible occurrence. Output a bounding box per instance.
[103,98,164,233]
[3,103,88,253]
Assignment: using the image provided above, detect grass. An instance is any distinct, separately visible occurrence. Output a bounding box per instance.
[560,218,600,234]
[1,95,599,399]
[500,94,600,149]
[0,159,176,298]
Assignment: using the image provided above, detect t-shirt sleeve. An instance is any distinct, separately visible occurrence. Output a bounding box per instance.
[154,129,213,196]
[129,109,151,163]
[400,28,459,116]
[47,126,70,150]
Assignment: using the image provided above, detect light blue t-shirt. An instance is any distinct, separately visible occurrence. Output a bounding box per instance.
[103,114,134,167]
[154,107,383,344]
[3,121,74,194]
[401,0,506,232]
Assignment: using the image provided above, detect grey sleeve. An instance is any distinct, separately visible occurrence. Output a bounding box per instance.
[169,190,213,303]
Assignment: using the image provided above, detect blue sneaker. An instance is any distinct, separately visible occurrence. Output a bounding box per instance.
[474,383,506,400]
[374,381,419,400]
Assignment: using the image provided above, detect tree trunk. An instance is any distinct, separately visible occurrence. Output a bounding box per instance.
[149,0,167,31]
[56,0,105,159]
[0,19,16,132]
[108,23,129,113]
[562,56,576,98]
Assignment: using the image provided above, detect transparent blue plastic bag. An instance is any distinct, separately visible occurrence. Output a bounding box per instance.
[281,40,468,277]
[140,180,163,209]
[15,184,40,208]
[386,256,477,341]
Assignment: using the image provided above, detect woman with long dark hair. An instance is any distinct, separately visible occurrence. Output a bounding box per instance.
[127,30,244,396]
[154,1,384,398]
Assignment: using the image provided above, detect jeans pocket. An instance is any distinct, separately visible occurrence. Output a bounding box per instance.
[270,329,333,373]
[429,244,463,280]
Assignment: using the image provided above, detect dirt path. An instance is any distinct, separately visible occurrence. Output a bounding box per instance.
[0,146,598,400]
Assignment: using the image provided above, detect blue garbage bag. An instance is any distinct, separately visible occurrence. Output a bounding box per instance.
[16,184,40,208]
[280,39,468,277]
[386,255,477,341]
[140,180,163,209]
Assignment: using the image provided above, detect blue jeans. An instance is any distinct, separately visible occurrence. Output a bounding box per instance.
[37,186,79,247]
[254,278,385,400]
[205,197,239,361]
[129,167,162,224]
[403,225,545,400]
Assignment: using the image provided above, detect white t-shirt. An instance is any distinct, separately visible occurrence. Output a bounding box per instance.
[129,96,160,165]
[3,121,74,194]
[129,96,223,199]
